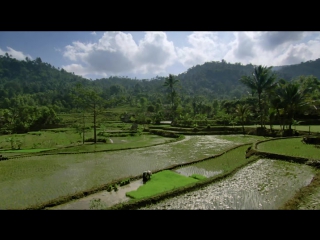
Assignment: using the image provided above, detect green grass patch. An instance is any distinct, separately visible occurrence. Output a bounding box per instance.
[257,138,320,159]
[126,170,201,199]
[0,123,146,151]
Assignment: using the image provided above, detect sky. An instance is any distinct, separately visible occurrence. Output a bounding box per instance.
[1,31,320,80]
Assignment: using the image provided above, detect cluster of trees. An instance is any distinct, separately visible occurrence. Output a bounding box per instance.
[160,66,320,135]
[238,66,320,133]
[0,95,60,134]
[1,54,320,140]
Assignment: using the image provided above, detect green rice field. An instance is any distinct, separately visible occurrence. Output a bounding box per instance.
[0,134,265,209]
[256,137,320,159]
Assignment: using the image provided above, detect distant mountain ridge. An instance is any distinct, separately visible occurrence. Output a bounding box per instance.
[272,58,320,80]
[0,55,320,109]
[173,58,320,99]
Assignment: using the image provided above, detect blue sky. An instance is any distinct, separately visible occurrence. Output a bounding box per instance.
[1,31,320,80]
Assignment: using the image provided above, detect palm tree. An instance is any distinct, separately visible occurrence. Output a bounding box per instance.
[279,82,307,130]
[239,65,277,128]
[269,79,287,130]
[235,104,251,134]
[163,74,179,120]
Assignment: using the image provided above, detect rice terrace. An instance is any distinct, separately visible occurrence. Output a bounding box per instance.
[1,54,320,210]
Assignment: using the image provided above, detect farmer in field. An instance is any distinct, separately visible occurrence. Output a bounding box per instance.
[143,170,152,182]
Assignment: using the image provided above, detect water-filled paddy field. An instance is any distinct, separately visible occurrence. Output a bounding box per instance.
[51,137,320,210]
[0,135,264,209]
[140,159,317,210]
[3,133,319,210]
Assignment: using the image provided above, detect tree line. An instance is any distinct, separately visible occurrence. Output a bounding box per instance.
[0,54,320,141]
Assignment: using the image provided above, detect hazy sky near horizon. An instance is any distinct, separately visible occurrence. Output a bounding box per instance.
[0,31,320,80]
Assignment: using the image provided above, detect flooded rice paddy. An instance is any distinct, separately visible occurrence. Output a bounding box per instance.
[4,134,318,210]
[140,159,316,210]
[0,135,263,209]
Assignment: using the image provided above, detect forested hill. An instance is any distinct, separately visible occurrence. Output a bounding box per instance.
[176,60,254,99]
[1,54,320,112]
[273,58,320,80]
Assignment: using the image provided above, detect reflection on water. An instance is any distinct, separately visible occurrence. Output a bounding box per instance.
[174,166,223,178]
[2,135,245,209]
[140,159,316,210]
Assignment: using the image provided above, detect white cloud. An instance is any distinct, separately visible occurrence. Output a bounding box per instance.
[222,31,320,67]
[62,31,177,78]
[0,47,32,61]
[276,40,320,65]
[176,32,229,67]
[60,31,320,79]
[231,32,256,59]
[134,32,177,74]
[91,31,97,35]
[62,63,88,75]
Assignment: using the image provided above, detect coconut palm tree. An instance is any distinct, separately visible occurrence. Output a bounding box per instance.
[278,82,308,130]
[163,74,179,120]
[239,65,277,128]
[235,104,251,134]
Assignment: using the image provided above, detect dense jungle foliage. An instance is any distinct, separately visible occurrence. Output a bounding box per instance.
[1,53,320,136]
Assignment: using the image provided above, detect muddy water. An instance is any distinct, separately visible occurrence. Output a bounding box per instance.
[47,179,144,210]
[139,159,316,210]
[175,166,223,178]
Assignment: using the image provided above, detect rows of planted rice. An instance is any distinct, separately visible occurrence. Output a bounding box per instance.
[140,159,317,210]
[0,135,265,209]
[256,137,320,159]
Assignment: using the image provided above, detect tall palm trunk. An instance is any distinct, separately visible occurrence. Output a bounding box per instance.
[258,93,263,128]
[93,102,96,144]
